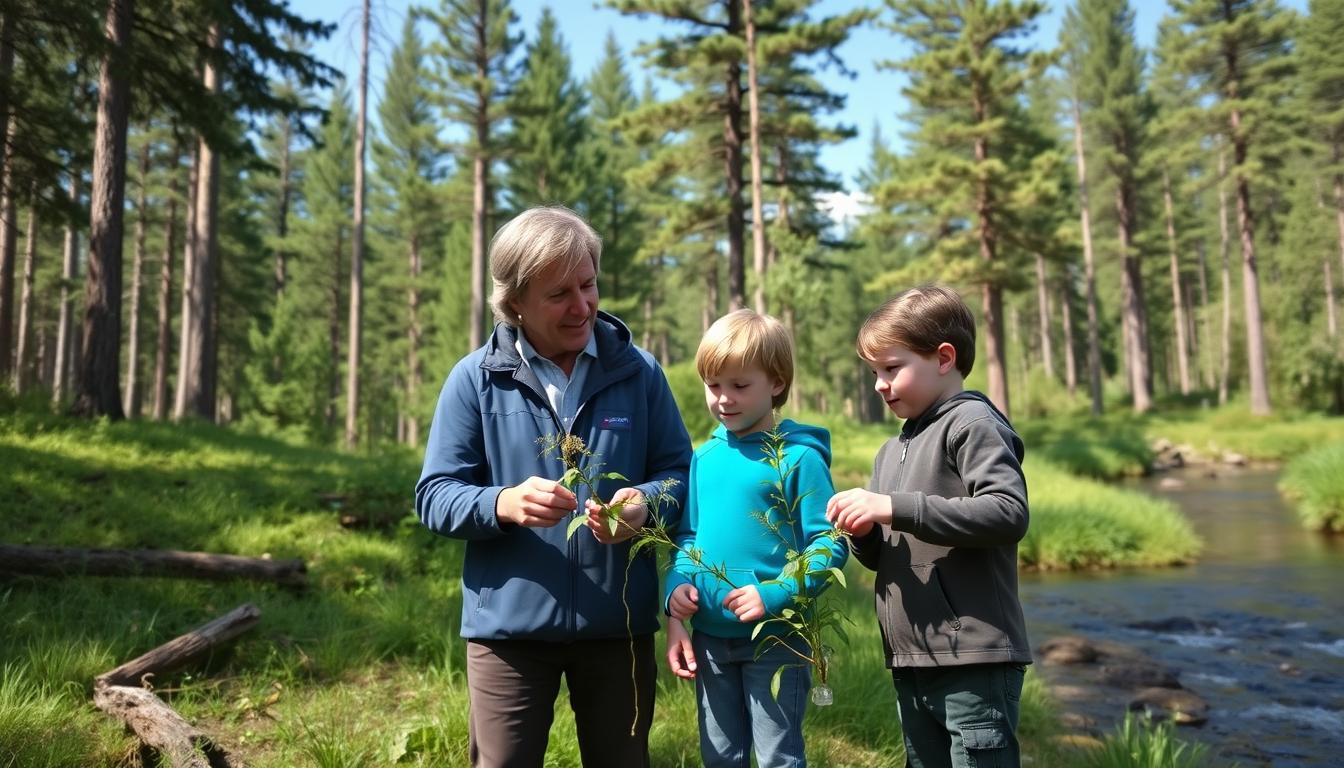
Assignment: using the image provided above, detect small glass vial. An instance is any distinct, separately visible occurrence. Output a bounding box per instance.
[810,684,833,706]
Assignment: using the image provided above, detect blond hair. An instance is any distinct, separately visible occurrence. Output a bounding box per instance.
[695,309,794,408]
[488,206,602,326]
[857,284,976,377]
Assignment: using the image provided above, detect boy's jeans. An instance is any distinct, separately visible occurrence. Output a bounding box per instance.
[891,663,1026,768]
[692,631,811,768]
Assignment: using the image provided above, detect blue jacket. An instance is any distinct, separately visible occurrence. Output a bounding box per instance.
[415,311,692,641]
[665,420,847,638]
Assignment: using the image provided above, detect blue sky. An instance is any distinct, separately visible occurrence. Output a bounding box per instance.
[290,0,1305,192]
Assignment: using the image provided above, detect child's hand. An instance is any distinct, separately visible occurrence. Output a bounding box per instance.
[723,585,765,622]
[583,487,649,544]
[665,620,696,680]
[668,583,700,620]
[826,488,893,538]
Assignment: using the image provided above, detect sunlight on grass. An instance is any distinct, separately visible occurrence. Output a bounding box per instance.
[1279,440,1344,531]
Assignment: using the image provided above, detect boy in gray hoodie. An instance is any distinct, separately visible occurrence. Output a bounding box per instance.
[826,285,1031,768]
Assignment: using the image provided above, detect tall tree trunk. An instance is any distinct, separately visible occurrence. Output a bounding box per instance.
[0,117,15,381]
[53,175,80,404]
[972,90,1008,415]
[13,181,36,392]
[73,0,133,419]
[175,24,221,421]
[1060,270,1078,395]
[1335,163,1344,290]
[123,141,150,416]
[1195,238,1212,388]
[1326,259,1339,339]
[1162,168,1191,395]
[724,0,745,312]
[1229,109,1270,414]
[173,142,200,418]
[1033,253,1053,379]
[1218,148,1232,406]
[743,0,767,314]
[275,117,292,300]
[1116,177,1151,413]
[152,145,179,421]
[469,0,490,350]
[1070,96,1103,415]
[346,0,369,448]
[406,235,422,446]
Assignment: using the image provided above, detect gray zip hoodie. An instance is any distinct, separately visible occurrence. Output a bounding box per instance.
[850,391,1032,668]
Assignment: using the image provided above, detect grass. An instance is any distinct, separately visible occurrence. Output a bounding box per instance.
[1079,714,1219,768]
[1,400,1218,766]
[1144,403,1344,463]
[1278,440,1344,532]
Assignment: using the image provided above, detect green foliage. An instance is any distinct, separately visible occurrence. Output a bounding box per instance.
[663,360,718,442]
[1021,458,1202,569]
[0,662,125,768]
[1279,440,1344,531]
[504,8,590,210]
[1081,713,1213,768]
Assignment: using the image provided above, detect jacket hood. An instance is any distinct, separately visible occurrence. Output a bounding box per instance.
[481,310,634,370]
[709,418,832,466]
[902,391,1022,460]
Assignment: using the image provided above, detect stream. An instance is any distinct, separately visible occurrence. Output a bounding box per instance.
[1020,466,1344,766]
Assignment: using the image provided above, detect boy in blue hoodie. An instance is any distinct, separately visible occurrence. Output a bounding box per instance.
[664,309,847,768]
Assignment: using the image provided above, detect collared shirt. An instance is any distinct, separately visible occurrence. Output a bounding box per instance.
[515,330,598,432]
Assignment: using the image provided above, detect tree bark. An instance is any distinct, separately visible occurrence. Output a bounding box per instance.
[972,81,1008,415]
[743,0,767,314]
[469,0,490,350]
[175,25,221,421]
[93,686,237,768]
[53,175,80,404]
[345,0,369,448]
[153,142,180,421]
[724,0,746,312]
[1162,168,1191,395]
[97,603,262,688]
[1070,96,1103,415]
[124,141,151,416]
[1116,174,1151,413]
[275,116,292,300]
[1218,148,1232,406]
[0,116,16,381]
[1229,108,1270,415]
[0,545,306,587]
[13,181,36,393]
[173,142,200,419]
[1034,253,1054,379]
[73,0,133,420]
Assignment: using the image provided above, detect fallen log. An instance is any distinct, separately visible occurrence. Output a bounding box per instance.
[93,685,235,768]
[0,544,306,588]
[97,603,261,688]
[93,603,260,768]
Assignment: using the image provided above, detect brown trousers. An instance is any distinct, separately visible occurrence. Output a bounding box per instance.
[465,635,656,768]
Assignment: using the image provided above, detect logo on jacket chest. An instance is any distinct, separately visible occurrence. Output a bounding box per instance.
[599,413,632,430]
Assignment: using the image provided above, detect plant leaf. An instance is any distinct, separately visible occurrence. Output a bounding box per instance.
[566,515,587,540]
[598,471,629,482]
[826,567,847,589]
[560,467,583,491]
[770,665,785,701]
[606,514,620,538]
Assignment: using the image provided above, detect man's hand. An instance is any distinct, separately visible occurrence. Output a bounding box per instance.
[668,583,700,621]
[665,620,696,680]
[723,584,765,623]
[826,488,893,538]
[496,476,577,528]
[583,487,649,544]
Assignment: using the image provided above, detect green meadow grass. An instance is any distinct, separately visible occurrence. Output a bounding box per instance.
[1278,440,1344,532]
[1,403,1215,766]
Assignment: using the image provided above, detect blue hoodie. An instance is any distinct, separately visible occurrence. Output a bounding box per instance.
[664,419,848,639]
[415,311,692,641]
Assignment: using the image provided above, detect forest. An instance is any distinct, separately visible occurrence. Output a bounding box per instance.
[2,0,1342,444]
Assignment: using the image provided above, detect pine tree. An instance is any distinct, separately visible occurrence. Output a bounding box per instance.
[877,0,1051,416]
[422,0,519,350]
[584,33,642,310]
[1161,0,1295,415]
[1062,0,1153,413]
[1299,0,1344,307]
[505,7,588,210]
[373,16,447,446]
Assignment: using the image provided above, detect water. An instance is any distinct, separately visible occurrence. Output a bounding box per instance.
[1020,467,1344,767]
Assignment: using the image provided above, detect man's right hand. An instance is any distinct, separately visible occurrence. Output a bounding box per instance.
[496,476,578,528]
